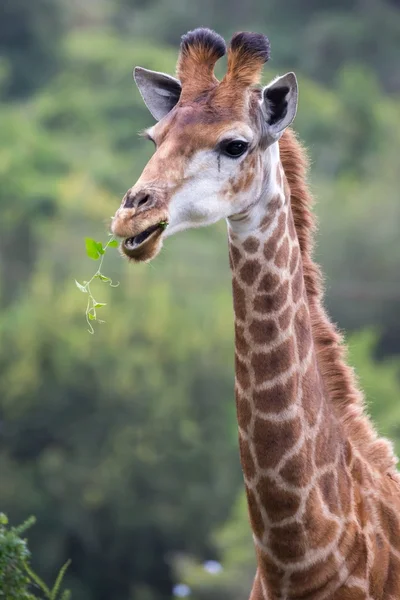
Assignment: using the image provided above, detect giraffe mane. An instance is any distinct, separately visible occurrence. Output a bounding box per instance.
[279,127,399,475]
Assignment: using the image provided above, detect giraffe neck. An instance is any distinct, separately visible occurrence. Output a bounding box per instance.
[226,147,359,598]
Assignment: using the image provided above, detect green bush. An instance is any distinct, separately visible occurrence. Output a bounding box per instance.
[0,513,70,600]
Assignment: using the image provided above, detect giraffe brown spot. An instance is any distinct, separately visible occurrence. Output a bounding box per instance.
[335,531,369,598]
[301,360,322,428]
[257,553,286,595]
[304,487,339,548]
[383,554,400,596]
[239,436,256,480]
[257,475,301,523]
[348,532,368,579]
[235,323,249,356]
[369,533,389,597]
[378,501,400,552]
[248,318,279,345]
[246,151,257,173]
[229,244,242,268]
[242,236,260,254]
[291,262,304,299]
[289,245,300,274]
[269,521,306,562]
[336,519,357,557]
[253,415,302,470]
[251,337,295,385]
[332,587,366,600]
[278,305,292,331]
[355,487,369,529]
[257,272,280,294]
[274,237,289,268]
[351,458,365,486]
[245,486,264,540]
[337,456,352,515]
[289,552,338,596]
[344,439,353,466]
[280,436,314,487]
[254,280,289,315]
[240,260,261,286]
[232,278,246,321]
[253,372,298,414]
[260,213,273,233]
[294,303,312,363]
[237,393,252,431]
[227,176,236,194]
[314,408,341,468]
[319,470,340,516]
[235,353,250,391]
[263,212,286,260]
[230,168,254,195]
[229,231,239,244]
[260,196,281,232]
[374,530,384,550]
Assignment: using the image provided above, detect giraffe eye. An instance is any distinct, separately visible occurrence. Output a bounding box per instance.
[220,140,249,158]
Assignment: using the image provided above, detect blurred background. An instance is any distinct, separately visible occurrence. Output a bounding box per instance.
[0,0,399,598]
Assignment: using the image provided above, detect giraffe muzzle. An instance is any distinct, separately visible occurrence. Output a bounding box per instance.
[111,191,169,262]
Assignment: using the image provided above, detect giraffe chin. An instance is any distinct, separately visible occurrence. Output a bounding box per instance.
[121,224,165,263]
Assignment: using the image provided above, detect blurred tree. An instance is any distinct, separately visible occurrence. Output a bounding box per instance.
[0,237,240,600]
[110,0,400,91]
[0,0,66,98]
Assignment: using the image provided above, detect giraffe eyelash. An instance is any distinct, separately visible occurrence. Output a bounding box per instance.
[139,130,156,146]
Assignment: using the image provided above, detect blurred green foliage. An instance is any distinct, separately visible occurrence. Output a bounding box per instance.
[0,513,35,600]
[0,1,399,599]
[0,513,70,600]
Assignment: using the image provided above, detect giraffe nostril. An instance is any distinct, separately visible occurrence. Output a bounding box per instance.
[123,193,134,209]
[123,191,152,210]
[138,194,150,208]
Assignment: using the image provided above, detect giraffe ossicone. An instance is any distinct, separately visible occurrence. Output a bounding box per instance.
[111,27,400,600]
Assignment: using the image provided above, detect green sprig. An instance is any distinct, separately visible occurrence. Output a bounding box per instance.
[75,235,119,334]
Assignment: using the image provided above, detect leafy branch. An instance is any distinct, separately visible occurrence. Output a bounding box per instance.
[25,560,71,600]
[0,513,71,600]
[75,235,119,334]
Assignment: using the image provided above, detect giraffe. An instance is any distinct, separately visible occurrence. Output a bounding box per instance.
[111,28,400,599]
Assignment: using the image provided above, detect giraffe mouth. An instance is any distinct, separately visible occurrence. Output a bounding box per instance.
[124,224,161,249]
[122,221,168,261]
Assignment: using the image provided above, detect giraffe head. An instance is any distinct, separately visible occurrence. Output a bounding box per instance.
[111,28,298,262]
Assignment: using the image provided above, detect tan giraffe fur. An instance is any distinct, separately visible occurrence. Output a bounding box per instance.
[111,28,400,599]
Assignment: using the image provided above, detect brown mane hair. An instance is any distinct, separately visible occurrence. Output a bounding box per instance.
[279,128,398,475]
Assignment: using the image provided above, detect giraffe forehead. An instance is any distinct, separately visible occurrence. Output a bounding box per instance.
[150,104,255,151]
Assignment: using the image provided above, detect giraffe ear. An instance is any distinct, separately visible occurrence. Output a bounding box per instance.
[261,72,298,140]
[134,67,182,121]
